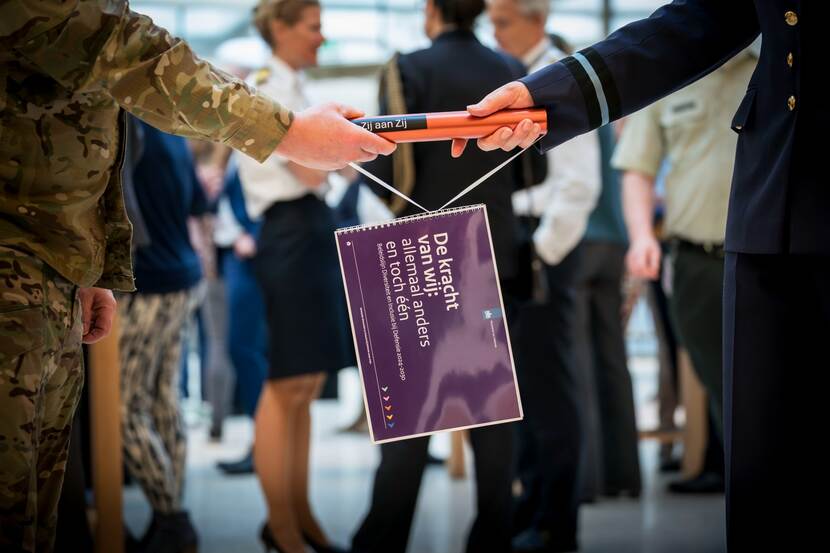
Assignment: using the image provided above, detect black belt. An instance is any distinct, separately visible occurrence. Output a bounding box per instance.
[672,238,725,259]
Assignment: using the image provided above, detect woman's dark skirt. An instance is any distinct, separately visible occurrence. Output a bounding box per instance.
[252,194,354,380]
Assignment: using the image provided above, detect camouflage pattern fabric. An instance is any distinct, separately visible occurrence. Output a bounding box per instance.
[0,246,83,553]
[0,0,294,292]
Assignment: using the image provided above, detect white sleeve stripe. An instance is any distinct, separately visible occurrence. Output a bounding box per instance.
[573,52,610,126]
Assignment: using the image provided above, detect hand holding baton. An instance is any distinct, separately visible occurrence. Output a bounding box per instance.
[351,108,547,143]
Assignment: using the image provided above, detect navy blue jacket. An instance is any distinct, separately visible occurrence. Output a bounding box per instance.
[132,119,207,293]
[362,30,546,279]
[521,0,827,255]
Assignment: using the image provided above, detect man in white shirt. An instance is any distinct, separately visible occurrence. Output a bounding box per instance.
[487,0,600,551]
[494,7,600,265]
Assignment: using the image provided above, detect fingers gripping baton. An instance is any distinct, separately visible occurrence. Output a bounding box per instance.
[351,108,547,143]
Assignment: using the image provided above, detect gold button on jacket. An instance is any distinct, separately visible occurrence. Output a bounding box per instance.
[785,11,798,26]
[788,95,797,111]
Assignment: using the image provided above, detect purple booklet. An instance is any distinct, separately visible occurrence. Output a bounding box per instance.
[335,204,523,443]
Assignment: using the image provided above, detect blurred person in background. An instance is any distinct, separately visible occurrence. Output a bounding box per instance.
[645,203,683,473]
[196,38,270,468]
[185,139,226,442]
[636,164,682,473]
[349,1,545,552]
[572,115,642,502]
[215,162,269,475]
[613,45,760,494]
[486,0,600,550]
[118,115,210,553]
[238,1,353,551]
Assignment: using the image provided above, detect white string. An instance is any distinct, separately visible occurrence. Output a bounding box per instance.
[349,162,430,213]
[438,139,539,211]
[349,136,541,214]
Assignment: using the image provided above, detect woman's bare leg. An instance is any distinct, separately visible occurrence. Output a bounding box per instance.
[292,373,328,545]
[255,375,318,553]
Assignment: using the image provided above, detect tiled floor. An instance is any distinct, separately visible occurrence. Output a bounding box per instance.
[125,358,725,553]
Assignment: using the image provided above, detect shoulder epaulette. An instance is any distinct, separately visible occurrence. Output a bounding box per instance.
[254,67,271,86]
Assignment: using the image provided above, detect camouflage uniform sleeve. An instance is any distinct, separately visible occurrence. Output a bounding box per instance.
[5,0,292,163]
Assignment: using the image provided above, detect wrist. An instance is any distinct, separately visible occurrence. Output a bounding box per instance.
[630,229,656,245]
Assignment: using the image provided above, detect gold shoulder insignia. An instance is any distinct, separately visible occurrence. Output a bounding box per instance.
[254,67,271,86]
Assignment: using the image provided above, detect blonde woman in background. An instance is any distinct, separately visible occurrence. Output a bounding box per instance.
[237,1,351,552]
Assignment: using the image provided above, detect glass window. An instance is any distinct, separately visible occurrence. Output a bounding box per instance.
[130,0,670,65]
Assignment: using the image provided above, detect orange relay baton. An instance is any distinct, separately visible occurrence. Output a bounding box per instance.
[351,108,547,143]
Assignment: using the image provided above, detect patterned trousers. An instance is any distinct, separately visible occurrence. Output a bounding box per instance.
[118,287,195,514]
[0,246,83,553]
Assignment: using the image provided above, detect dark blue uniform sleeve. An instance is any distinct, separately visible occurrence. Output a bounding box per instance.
[188,162,210,216]
[521,0,760,151]
[225,168,261,237]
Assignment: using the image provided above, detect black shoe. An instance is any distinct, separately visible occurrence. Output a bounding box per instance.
[601,486,641,499]
[425,453,445,466]
[511,493,538,537]
[667,472,724,494]
[125,524,141,553]
[260,524,284,553]
[136,516,158,551]
[303,532,348,553]
[217,450,254,475]
[512,528,578,553]
[141,511,198,553]
[208,425,222,443]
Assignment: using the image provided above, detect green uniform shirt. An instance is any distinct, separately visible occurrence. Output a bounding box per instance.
[0,0,294,291]
[611,50,757,245]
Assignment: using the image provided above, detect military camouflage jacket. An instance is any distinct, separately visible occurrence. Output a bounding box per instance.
[0,0,294,291]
